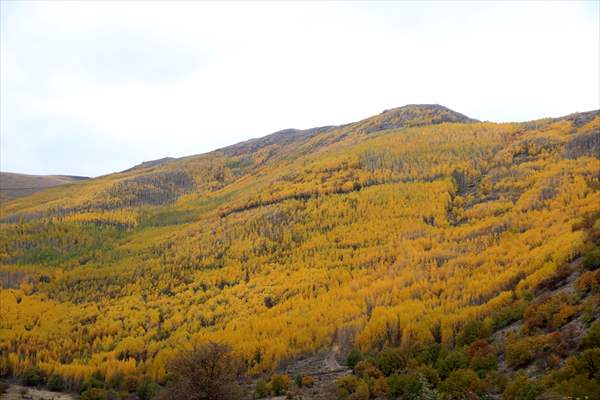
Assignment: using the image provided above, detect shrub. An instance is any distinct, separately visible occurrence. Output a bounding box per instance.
[569,348,600,380]
[467,339,497,377]
[107,372,126,391]
[79,388,109,400]
[22,366,45,387]
[483,370,508,395]
[470,354,497,378]
[523,293,572,333]
[551,304,580,330]
[466,339,490,357]
[501,372,542,400]
[354,361,383,380]
[505,337,537,368]
[437,350,468,379]
[83,371,105,392]
[416,364,440,387]
[541,348,600,397]
[336,375,361,398]
[91,370,105,382]
[416,343,442,366]
[538,333,564,367]
[47,374,66,392]
[300,375,315,388]
[580,294,600,323]
[349,380,369,400]
[492,300,527,330]
[255,379,270,398]
[294,374,302,387]
[583,249,600,270]
[439,368,483,400]
[576,269,600,293]
[124,375,138,392]
[371,376,388,397]
[270,373,291,395]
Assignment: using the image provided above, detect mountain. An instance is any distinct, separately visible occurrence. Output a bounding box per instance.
[0,172,89,203]
[0,105,599,399]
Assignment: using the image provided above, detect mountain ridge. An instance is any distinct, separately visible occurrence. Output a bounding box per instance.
[4,104,596,191]
[1,105,598,221]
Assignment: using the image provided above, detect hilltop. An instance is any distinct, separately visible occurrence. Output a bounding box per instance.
[0,104,599,399]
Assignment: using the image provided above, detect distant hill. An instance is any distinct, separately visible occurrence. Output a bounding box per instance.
[0,172,89,202]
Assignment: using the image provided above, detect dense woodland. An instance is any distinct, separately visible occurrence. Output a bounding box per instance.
[0,105,599,399]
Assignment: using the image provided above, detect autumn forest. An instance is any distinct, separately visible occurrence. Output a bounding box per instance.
[1,104,599,399]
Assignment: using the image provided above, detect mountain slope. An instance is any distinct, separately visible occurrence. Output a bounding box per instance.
[0,105,598,398]
[0,172,88,203]
[123,157,176,173]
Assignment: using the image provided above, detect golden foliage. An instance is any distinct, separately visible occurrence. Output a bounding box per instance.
[0,108,598,387]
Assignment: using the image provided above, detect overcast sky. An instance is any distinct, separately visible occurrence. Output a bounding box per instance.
[1,1,598,177]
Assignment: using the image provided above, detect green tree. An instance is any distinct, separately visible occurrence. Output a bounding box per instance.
[457,320,491,347]
[22,366,45,387]
[386,374,423,400]
[547,375,600,399]
[137,378,160,400]
[438,350,469,379]
[583,249,600,270]
[582,320,600,349]
[47,374,66,392]
[374,347,407,376]
[346,349,362,369]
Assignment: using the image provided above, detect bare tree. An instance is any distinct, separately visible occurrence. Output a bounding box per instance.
[156,342,244,400]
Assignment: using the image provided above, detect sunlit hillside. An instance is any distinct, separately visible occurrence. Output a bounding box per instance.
[1,104,599,398]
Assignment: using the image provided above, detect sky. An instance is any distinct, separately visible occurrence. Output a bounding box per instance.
[1,1,599,177]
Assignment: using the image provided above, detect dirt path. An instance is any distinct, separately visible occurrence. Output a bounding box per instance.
[1,384,74,400]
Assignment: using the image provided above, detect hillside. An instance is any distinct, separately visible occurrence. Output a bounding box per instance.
[0,104,599,399]
[0,173,89,203]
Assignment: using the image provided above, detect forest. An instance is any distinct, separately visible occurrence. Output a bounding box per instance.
[0,104,599,399]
